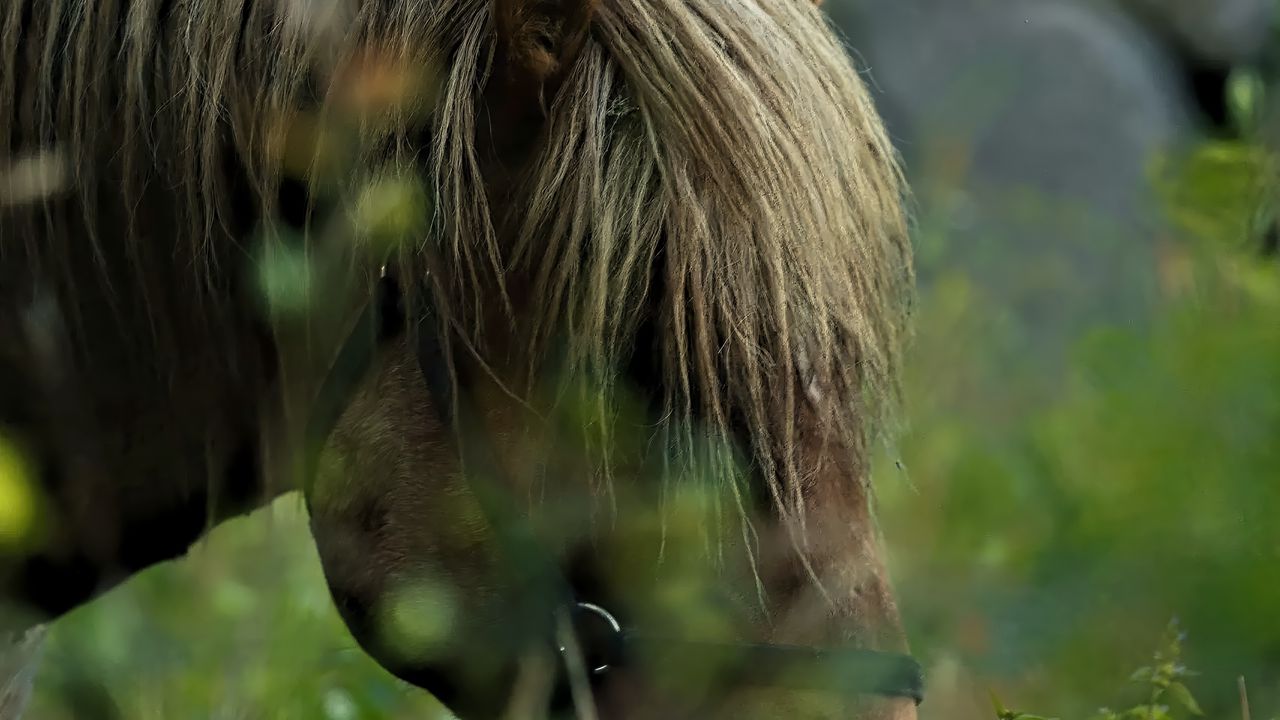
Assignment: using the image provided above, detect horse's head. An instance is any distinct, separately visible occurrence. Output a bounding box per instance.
[0,0,911,713]
[291,0,917,716]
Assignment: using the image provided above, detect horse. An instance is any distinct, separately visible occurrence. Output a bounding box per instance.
[0,0,917,716]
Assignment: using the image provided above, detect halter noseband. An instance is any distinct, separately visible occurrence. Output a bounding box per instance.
[303,269,925,709]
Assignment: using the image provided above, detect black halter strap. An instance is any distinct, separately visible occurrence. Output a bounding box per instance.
[303,270,925,707]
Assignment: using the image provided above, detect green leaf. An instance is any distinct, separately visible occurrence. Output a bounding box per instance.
[1129,666,1155,683]
[1166,682,1204,716]
[1155,140,1272,250]
[0,431,40,549]
[989,690,1010,719]
[1226,69,1266,134]
[353,174,430,255]
[252,232,316,319]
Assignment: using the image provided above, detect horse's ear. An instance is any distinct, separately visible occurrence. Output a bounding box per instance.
[492,0,596,106]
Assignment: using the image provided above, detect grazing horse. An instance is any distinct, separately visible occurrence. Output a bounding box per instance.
[0,0,916,716]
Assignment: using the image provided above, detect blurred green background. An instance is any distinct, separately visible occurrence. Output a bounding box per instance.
[22,3,1280,720]
[882,135,1279,719]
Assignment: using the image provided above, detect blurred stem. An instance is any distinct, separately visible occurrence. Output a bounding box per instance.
[1238,676,1251,720]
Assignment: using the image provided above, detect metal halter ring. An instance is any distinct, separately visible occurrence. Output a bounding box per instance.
[560,602,624,676]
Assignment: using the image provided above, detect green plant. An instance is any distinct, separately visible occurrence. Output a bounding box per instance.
[1089,620,1202,720]
[989,620,1277,720]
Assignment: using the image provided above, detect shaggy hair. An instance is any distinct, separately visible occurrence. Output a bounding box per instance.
[1,0,911,546]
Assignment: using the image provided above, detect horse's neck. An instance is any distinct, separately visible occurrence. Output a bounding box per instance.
[0,172,285,625]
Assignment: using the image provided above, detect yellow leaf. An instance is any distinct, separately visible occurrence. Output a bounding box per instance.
[0,431,38,547]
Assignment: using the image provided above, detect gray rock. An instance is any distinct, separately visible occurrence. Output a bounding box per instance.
[827,0,1197,368]
[1126,0,1275,65]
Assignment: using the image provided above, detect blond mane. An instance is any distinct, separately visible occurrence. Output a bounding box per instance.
[1,0,911,534]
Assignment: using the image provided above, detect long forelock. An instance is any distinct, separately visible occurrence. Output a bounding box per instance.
[490,0,913,532]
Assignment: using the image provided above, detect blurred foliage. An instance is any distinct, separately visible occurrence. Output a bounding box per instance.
[27,500,450,719]
[880,67,1279,720]
[0,432,39,551]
